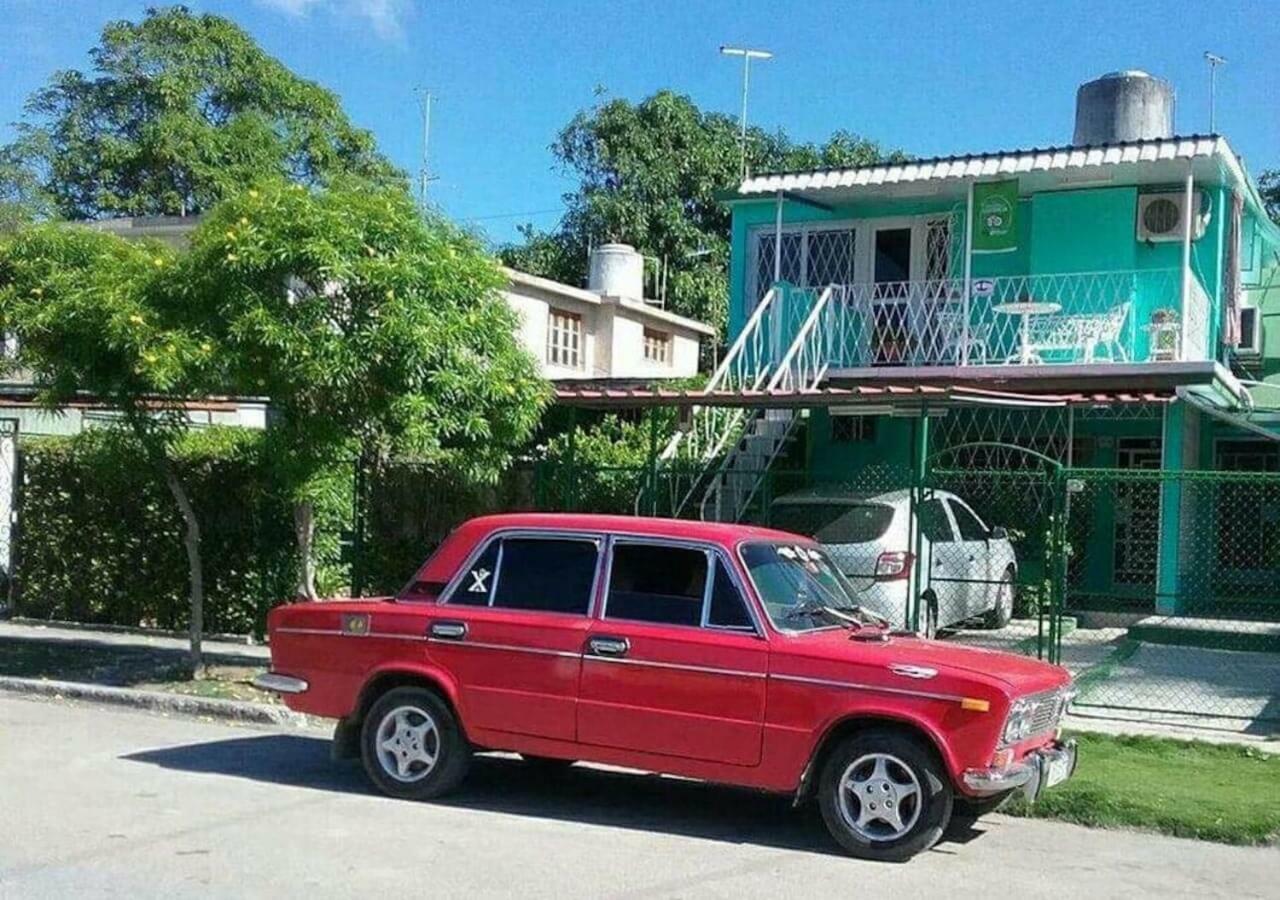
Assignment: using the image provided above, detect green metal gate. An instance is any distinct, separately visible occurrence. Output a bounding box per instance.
[919,441,1068,662]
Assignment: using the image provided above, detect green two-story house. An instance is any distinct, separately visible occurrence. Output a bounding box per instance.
[626,72,1280,621]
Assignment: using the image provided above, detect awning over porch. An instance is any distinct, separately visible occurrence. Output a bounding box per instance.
[553,382,1176,410]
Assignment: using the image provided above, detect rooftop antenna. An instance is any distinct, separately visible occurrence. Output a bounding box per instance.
[719,46,773,182]
[1204,52,1227,133]
[413,88,439,206]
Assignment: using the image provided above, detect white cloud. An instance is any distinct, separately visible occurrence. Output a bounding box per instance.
[254,0,414,42]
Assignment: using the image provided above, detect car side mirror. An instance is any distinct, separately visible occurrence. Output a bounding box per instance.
[988,526,1008,541]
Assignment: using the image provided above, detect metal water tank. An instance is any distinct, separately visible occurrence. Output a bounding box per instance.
[588,243,645,299]
[1073,71,1175,145]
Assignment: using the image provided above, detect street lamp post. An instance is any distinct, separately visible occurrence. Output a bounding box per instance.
[720,46,773,181]
[1204,51,1226,133]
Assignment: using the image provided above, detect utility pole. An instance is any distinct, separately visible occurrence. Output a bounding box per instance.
[1204,52,1226,133]
[719,46,773,181]
[414,88,438,206]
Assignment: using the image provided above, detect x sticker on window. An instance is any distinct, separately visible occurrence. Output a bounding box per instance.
[467,568,491,594]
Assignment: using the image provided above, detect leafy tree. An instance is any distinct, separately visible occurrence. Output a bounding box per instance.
[0,5,403,221]
[1261,170,1280,224]
[181,180,549,597]
[0,225,221,668]
[501,90,903,338]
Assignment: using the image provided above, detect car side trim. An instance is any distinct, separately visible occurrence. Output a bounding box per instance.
[275,626,431,643]
[769,672,968,704]
[424,637,581,659]
[583,655,766,679]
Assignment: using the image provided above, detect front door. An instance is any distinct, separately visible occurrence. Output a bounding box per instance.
[872,227,914,364]
[424,532,600,742]
[577,540,767,767]
[1113,439,1161,587]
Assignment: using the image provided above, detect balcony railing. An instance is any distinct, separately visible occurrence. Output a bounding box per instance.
[765,268,1212,371]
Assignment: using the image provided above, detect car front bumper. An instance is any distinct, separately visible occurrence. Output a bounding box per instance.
[963,739,1077,802]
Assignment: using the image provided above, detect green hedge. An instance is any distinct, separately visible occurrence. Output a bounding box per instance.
[14,427,349,636]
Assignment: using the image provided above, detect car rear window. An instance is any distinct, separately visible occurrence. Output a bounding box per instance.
[769,502,895,543]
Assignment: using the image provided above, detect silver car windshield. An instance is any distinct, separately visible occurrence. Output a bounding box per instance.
[740,541,867,631]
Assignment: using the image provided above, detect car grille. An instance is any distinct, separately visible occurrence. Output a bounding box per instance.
[1027,689,1068,736]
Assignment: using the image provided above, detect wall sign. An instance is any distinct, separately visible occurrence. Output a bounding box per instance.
[972,179,1019,254]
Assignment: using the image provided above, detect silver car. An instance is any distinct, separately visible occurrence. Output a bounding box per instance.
[768,488,1018,636]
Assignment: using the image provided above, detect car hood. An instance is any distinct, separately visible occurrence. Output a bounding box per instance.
[782,627,1069,694]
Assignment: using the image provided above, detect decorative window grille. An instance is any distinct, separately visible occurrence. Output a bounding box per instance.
[643,327,671,365]
[547,309,582,369]
[751,226,855,304]
[925,217,952,281]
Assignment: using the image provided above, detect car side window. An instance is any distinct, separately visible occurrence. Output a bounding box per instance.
[949,501,990,542]
[920,498,955,543]
[450,539,500,606]
[707,559,754,631]
[490,537,600,615]
[605,543,708,627]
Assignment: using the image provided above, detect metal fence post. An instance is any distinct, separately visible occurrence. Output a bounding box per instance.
[909,409,930,632]
[647,409,659,517]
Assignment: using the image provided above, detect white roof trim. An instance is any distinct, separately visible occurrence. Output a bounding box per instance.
[737,135,1224,195]
[504,267,716,336]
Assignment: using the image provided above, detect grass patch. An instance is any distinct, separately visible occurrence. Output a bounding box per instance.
[1005,731,1280,845]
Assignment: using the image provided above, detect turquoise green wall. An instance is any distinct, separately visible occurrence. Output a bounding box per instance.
[727,184,1231,362]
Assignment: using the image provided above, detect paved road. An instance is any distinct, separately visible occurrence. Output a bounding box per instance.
[1,696,1275,899]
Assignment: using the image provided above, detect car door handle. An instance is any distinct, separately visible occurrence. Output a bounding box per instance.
[429,621,468,640]
[587,636,629,657]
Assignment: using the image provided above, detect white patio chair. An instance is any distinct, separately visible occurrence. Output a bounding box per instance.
[1021,301,1131,364]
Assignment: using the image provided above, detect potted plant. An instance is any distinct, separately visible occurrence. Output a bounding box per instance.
[1146,307,1181,360]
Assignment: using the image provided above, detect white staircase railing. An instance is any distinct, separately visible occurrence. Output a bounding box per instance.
[698,287,835,522]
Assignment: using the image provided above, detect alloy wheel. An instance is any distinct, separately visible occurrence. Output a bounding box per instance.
[836,753,923,842]
[374,704,440,783]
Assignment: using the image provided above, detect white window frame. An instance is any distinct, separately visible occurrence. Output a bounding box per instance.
[745,213,954,308]
[546,308,583,370]
[642,327,671,365]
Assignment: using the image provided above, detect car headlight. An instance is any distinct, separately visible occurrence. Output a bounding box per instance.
[1001,696,1038,745]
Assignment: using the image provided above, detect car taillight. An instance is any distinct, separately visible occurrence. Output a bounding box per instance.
[873,551,914,581]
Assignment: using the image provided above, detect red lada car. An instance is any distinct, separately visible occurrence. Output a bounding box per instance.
[259,514,1076,861]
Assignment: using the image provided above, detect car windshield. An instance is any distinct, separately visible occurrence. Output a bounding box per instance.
[739,541,871,631]
[768,501,895,544]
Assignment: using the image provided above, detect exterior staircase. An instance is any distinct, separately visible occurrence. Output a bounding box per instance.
[648,284,835,522]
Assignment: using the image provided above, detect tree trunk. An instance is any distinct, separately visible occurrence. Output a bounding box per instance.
[162,462,205,675]
[294,500,318,601]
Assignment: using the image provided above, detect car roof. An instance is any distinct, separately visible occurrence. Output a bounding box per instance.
[771,487,934,506]
[459,512,812,546]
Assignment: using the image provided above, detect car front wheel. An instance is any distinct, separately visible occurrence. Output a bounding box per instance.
[982,571,1015,629]
[818,728,953,862]
[360,686,471,800]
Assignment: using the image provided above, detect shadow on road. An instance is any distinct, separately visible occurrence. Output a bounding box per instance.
[124,734,991,857]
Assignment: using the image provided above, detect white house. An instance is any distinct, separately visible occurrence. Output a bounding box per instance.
[504,243,714,382]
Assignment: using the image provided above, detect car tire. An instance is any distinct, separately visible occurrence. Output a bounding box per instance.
[982,571,1015,630]
[953,790,1015,822]
[360,686,470,800]
[920,593,939,640]
[817,728,954,862]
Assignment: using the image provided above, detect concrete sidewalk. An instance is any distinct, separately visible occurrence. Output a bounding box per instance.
[0,620,270,663]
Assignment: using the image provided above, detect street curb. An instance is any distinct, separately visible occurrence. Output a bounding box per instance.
[6,617,260,645]
[0,676,316,728]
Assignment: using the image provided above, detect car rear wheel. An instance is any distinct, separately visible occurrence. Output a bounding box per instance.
[818,728,953,862]
[982,571,1015,629]
[360,686,470,800]
[920,592,939,639]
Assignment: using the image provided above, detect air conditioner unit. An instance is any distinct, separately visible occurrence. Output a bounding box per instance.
[1136,191,1206,243]
[1235,306,1262,356]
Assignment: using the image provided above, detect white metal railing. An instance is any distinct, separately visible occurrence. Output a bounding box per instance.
[791,268,1211,370]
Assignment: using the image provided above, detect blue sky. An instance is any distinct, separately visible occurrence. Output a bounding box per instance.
[2,0,1276,245]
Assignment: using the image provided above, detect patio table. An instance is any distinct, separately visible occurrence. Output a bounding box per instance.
[993,300,1062,365]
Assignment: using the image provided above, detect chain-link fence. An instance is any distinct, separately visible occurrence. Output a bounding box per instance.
[1062,468,1280,730]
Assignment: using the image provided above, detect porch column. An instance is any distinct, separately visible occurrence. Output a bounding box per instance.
[773,190,784,283]
[961,181,975,365]
[1155,401,1202,614]
[1178,164,1194,361]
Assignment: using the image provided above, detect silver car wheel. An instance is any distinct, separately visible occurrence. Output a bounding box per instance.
[837,753,923,842]
[374,704,440,783]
